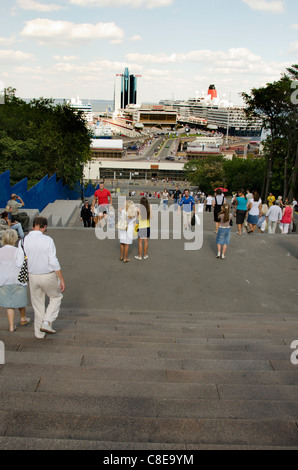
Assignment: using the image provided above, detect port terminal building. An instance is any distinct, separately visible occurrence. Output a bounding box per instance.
[84,159,185,183]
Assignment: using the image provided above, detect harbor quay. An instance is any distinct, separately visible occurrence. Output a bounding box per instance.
[0,197,298,450]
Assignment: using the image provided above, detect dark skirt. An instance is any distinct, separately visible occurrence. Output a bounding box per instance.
[214,206,222,222]
[236,210,247,225]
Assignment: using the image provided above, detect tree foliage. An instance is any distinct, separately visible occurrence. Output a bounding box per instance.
[0,88,91,188]
[242,64,298,200]
[184,155,265,194]
[184,155,225,193]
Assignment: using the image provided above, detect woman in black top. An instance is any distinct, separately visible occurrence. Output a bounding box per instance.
[213,189,226,233]
[80,202,92,227]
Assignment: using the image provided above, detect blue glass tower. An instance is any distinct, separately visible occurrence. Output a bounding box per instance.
[114,68,138,111]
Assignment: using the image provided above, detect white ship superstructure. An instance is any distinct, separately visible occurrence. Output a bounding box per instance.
[67,97,93,123]
[161,85,263,137]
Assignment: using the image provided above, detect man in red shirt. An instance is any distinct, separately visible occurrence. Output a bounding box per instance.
[92,182,113,227]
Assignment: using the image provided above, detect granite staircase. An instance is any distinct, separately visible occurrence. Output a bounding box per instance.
[1,307,298,449]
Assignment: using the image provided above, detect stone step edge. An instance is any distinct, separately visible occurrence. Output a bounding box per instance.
[1,436,295,450]
[1,412,298,447]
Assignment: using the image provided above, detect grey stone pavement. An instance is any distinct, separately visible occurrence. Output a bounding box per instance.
[63,198,298,315]
[0,198,298,450]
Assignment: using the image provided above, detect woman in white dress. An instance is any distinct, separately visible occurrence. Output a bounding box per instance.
[0,230,30,331]
[119,200,137,263]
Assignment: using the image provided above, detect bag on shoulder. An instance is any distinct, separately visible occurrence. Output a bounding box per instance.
[116,219,128,231]
[18,239,29,284]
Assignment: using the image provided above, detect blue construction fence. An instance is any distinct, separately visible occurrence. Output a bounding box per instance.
[0,171,96,212]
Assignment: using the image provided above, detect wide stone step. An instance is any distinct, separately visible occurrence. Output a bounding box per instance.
[1,390,298,421]
[1,306,298,449]
[1,411,298,448]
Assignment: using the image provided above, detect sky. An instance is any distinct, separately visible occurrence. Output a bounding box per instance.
[0,0,297,105]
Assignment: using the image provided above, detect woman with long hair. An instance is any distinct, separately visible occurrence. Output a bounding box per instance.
[135,197,152,260]
[235,189,247,235]
[213,189,226,233]
[216,204,233,259]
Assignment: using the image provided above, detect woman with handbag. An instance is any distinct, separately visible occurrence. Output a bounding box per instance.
[0,230,30,332]
[118,200,137,263]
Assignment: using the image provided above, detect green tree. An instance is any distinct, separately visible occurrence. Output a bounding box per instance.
[223,156,266,194]
[242,64,298,200]
[0,88,91,188]
[184,155,225,193]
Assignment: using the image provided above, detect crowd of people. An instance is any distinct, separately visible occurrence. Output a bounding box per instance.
[212,188,297,260]
[0,183,296,335]
[230,189,296,236]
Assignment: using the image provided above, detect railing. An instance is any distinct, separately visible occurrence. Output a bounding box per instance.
[0,171,95,212]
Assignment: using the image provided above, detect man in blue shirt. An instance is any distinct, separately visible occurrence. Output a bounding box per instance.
[179,189,195,230]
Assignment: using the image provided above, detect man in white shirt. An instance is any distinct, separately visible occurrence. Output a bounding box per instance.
[17,217,65,338]
[266,203,283,234]
[205,194,214,212]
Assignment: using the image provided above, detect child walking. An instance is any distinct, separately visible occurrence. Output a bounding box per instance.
[216,204,233,259]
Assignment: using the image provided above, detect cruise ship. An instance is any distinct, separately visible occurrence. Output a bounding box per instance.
[67,97,93,123]
[161,85,263,137]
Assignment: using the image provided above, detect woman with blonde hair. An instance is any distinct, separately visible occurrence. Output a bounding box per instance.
[216,204,233,259]
[0,230,30,331]
[118,200,137,263]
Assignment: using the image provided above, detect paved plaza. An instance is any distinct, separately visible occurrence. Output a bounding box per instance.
[0,202,298,449]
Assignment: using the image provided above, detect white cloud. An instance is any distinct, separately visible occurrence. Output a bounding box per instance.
[0,49,35,64]
[126,48,263,67]
[126,47,289,80]
[20,18,124,44]
[130,35,142,42]
[53,55,79,61]
[0,36,17,47]
[242,0,285,14]
[53,58,142,74]
[69,0,173,8]
[16,0,65,12]
[291,24,298,30]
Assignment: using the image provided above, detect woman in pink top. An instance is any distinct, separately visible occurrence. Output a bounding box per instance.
[280,203,294,234]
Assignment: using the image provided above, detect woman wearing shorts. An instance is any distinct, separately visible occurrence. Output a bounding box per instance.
[135,197,151,261]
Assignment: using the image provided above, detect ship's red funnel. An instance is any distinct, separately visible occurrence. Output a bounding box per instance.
[208,84,217,100]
